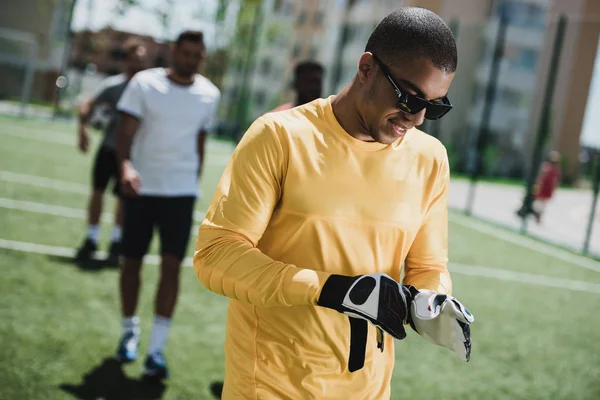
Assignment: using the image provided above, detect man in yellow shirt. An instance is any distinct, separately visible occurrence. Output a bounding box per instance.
[195,7,474,399]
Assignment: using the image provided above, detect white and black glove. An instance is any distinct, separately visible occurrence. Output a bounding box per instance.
[317,273,418,372]
[408,290,474,362]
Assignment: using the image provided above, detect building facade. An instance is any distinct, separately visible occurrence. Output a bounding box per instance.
[0,0,74,102]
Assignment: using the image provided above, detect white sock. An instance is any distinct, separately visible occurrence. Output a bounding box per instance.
[122,316,140,337]
[111,226,122,242]
[87,225,100,243]
[147,315,171,355]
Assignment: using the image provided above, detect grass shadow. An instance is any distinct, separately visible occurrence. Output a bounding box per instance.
[59,357,166,400]
[209,381,223,399]
[46,254,120,272]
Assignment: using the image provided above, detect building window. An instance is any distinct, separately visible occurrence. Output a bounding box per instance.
[496,1,545,28]
[314,10,324,26]
[293,42,302,58]
[516,49,538,71]
[297,12,307,25]
[504,47,538,71]
[497,88,521,106]
[255,91,266,108]
[261,59,271,75]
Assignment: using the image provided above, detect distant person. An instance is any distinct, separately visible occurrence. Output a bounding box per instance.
[75,39,149,263]
[533,151,561,223]
[115,30,220,380]
[268,60,324,113]
[209,60,325,399]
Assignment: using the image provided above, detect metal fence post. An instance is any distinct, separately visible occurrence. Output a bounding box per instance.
[465,13,507,215]
[517,15,567,232]
[583,152,600,255]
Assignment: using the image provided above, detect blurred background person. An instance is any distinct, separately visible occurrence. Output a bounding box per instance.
[75,39,149,263]
[115,30,220,381]
[268,60,324,113]
[533,150,562,223]
[209,58,325,400]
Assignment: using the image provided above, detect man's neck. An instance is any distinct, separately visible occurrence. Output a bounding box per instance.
[330,83,373,142]
[294,96,309,107]
[125,70,136,80]
[166,68,194,86]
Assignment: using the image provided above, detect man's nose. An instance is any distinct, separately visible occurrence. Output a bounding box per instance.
[404,108,426,127]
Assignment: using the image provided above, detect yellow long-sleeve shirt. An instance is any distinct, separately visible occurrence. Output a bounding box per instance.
[194,96,452,399]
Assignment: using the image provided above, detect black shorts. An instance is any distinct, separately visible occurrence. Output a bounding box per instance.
[121,196,196,260]
[92,146,120,196]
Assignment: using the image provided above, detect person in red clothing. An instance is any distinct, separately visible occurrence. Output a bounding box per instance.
[533,151,561,223]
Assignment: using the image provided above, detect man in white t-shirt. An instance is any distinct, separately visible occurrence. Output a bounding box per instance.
[115,30,220,380]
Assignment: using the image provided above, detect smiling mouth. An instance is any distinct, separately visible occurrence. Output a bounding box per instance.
[391,122,410,137]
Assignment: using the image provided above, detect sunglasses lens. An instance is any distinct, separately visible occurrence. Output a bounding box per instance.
[424,105,450,120]
[398,97,427,114]
[397,92,453,120]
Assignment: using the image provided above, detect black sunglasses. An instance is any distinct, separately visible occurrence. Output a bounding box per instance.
[372,55,453,120]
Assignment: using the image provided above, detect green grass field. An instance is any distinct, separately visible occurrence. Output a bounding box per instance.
[1,115,600,399]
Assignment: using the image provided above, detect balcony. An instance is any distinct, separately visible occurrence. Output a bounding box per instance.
[468,100,530,133]
[476,62,537,93]
[485,19,546,50]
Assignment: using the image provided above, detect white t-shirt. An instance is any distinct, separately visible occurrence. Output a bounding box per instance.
[117,68,220,197]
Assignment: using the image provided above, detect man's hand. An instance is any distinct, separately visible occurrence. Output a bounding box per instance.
[78,126,90,153]
[121,161,141,196]
[408,290,474,362]
[317,273,417,372]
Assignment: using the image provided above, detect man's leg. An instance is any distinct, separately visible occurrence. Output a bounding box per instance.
[154,255,182,318]
[116,196,155,363]
[143,196,195,379]
[107,196,124,263]
[107,150,123,263]
[120,257,143,318]
[76,147,111,260]
[89,190,104,226]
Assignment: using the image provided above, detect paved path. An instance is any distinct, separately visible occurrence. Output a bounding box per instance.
[449,179,600,256]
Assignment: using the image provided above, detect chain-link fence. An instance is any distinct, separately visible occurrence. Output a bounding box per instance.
[2,0,599,256]
[442,14,600,257]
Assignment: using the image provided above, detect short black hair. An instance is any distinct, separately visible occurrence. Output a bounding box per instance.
[294,61,324,78]
[175,30,204,47]
[365,7,457,73]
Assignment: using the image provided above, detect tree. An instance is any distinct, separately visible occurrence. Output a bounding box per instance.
[114,0,174,41]
[329,0,359,94]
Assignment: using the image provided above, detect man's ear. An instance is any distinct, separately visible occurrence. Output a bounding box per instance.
[357,52,375,85]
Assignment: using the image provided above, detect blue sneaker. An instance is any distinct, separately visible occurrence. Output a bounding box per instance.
[115,331,139,363]
[143,351,169,380]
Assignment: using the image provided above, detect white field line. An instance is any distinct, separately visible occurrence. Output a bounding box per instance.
[0,197,205,223]
[0,127,235,154]
[0,238,193,267]
[450,262,600,294]
[0,170,89,194]
[2,167,600,274]
[448,212,600,273]
[0,237,598,293]
[0,171,210,212]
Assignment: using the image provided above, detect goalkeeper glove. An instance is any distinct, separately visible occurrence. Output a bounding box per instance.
[317,273,418,372]
[408,290,474,362]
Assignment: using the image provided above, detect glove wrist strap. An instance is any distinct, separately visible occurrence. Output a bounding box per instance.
[317,274,357,312]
